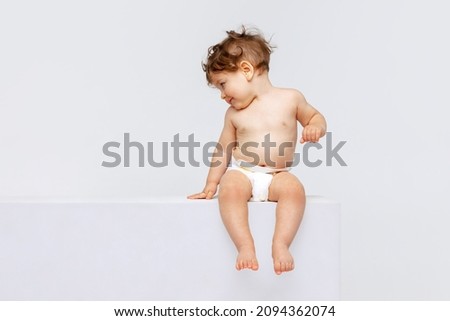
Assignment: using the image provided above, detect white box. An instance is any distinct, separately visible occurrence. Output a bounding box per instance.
[0,196,340,300]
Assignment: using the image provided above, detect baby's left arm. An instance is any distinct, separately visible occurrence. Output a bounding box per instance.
[295,91,327,143]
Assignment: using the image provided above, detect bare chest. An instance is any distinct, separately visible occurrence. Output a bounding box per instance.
[232,103,297,135]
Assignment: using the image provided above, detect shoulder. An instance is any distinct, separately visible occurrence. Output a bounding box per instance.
[224,106,237,118]
[273,87,305,100]
[223,106,238,127]
[272,87,307,106]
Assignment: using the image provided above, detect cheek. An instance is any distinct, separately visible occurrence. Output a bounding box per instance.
[224,87,234,96]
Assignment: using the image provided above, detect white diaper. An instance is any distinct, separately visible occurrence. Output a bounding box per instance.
[227,157,291,202]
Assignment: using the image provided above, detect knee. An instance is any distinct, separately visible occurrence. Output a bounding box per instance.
[282,180,305,200]
[219,183,248,200]
[218,177,251,201]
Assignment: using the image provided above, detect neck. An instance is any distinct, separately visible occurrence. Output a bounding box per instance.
[253,72,273,96]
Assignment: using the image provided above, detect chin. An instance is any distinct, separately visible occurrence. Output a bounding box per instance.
[233,104,248,110]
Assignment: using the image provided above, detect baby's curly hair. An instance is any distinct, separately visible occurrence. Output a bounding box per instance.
[202,26,274,85]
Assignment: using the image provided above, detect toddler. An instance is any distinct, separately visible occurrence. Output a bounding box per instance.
[188,27,326,275]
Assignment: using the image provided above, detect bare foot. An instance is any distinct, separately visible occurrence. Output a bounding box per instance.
[236,246,259,271]
[272,243,295,275]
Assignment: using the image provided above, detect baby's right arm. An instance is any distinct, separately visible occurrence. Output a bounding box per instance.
[187,108,236,199]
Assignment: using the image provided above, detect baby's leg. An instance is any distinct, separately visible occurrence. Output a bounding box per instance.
[218,170,259,271]
[268,172,305,275]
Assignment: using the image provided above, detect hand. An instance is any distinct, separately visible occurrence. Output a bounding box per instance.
[300,125,325,144]
[187,182,218,200]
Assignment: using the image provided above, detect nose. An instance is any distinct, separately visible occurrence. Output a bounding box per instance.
[220,91,226,100]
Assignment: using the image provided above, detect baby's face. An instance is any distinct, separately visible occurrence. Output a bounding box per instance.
[210,71,254,110]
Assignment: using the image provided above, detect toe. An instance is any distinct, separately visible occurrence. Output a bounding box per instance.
[274,262,281,275]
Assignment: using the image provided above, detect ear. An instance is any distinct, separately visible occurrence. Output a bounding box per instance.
[239,60,254,81]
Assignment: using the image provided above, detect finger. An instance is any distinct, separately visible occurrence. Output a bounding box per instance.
[301,131,308,143]
[314,129,320,142]
[187,192,206,199]
[310,130,315,143]
[205,190,214,199]
[310,129,316,142]
[307,128,319,143]
[305,129,311,143]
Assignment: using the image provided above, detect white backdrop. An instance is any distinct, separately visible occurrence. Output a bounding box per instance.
[1,0,449,299]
